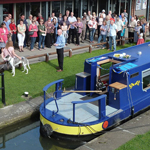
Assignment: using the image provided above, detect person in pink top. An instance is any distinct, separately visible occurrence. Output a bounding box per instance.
[73,17,83,46]
[29,20,38,51]
[0,23,9,50]
[1,41,21,61]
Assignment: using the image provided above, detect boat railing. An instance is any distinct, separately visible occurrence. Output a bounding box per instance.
[43,79,64,109]
[71,94,107,123]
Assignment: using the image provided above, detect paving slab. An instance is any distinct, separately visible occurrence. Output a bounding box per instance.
[0,96,43,130]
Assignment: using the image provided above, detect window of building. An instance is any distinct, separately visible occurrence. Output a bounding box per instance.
[142,68,150,90]
[52,1,60,17]
[91,0,97,14]
[66,0,72,13]
[82,0,88,16]
[3,4,13,20]
[16,3,24,22]
[31,2,40,18]
[74,0,80,17]
[42,2,46,22]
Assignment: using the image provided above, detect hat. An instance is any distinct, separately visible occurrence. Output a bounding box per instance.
[102,9,105,12]
[110,18,115,22]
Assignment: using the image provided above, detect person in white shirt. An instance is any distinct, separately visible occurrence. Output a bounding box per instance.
[68,12,77,43]
[85,11,92,40]
[98,14,103,37]
[96,21,107,49]
[137,28,144,45]
[108,19,118,51]
[26,15,33,27]
[115,17,124,45]
[108,11,112,18]
[102,10,106,19]
[88,17,97,43]
[51,13,58,22]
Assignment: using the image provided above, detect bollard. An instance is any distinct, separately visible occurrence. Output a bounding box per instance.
[121,38,125,46]
[45,53,49,62]
[69,49,72,57]
[89,45,92,53]
[1,73,5,106]
[106,41,109,49]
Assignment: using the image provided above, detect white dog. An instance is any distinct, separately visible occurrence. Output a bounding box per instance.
[5,55,31,76]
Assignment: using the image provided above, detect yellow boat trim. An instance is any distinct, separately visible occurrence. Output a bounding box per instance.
[40,114,104,135]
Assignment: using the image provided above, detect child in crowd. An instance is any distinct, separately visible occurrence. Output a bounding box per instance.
[61,22,68,45]
[9,19,16,47]
[137,28,144,45]
[96,21,107,49]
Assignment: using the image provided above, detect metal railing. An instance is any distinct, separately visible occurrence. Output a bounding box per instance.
[71,94,106,123]
[0,38,133,67]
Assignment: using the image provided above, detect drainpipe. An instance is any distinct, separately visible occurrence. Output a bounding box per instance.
[146,0,150,21]
[128,0,132,23]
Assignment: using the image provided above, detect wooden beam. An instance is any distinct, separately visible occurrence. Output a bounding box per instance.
[97,59,121,65]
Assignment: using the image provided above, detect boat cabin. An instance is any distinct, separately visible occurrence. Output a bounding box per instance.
[76,43,150,113]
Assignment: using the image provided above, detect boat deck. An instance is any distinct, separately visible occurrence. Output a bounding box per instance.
[46,93,118,123]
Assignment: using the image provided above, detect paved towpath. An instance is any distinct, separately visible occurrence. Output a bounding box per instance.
[76,108,150,150]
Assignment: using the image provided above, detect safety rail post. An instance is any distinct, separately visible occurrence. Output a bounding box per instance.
[72,95,106,123]
[69,49,72,57]
[0,134,5,149]
[89,45,92,53]
[0,73,5,106]
[121,38,125,46]
[45,53,49,62]
[106,41,109,49]
[44,91,46,109]
[73,103,75,123]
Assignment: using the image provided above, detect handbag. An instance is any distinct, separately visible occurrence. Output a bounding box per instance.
[29,25,34,35]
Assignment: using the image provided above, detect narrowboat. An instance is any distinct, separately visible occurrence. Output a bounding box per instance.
[40,42,150,141]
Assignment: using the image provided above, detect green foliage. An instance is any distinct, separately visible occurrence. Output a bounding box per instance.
[0,43,134,107]
[138,16,145,21]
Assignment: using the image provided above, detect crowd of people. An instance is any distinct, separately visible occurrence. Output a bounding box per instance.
[0,9,149,53]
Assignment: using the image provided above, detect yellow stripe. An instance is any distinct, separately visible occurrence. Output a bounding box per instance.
[40,114,104,135]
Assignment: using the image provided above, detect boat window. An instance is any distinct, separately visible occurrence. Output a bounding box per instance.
[142,68,150,90]
[130,72,139,78]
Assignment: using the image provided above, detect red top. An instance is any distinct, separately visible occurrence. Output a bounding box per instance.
[0,28,9,43]
[29,24,38,37]
[9,23,17,34]
[37,16,44,23]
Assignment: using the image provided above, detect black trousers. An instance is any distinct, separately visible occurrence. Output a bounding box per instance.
[68,29,75,43]
[128,32,134,43]
[85,24,90,40]
[57,48,64,70]
[76,33,81,45]
[98,25,101,38]
[117,30,122,45]
[46,33,53,48]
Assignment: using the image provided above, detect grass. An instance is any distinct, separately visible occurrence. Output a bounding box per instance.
[0,43,135,107]
[116,131,150,150]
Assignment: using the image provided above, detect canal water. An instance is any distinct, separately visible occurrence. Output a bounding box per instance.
[0,121,84,150]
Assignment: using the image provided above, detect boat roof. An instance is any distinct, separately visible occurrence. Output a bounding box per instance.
[86,42,150,67]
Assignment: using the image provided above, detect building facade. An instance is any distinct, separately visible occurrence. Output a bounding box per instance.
[0,0,149,23]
